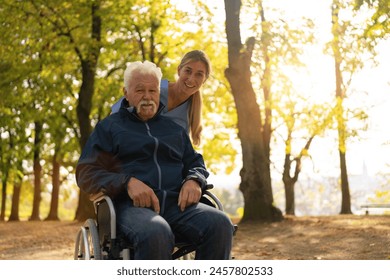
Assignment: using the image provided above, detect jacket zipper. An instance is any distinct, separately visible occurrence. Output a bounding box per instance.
[145,122,166,214]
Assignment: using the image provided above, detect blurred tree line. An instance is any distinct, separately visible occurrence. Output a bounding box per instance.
[0,0,388,222]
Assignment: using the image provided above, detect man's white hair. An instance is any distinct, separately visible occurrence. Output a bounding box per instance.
[123,61,163,91]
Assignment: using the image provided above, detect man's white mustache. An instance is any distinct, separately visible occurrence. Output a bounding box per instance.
[137,100,157,113]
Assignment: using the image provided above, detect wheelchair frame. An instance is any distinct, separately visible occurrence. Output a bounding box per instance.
[74,186,226,260]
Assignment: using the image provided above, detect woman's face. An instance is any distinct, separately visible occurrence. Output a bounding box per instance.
[177,60,207,96]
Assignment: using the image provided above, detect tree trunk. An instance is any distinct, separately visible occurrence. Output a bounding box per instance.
[224,0,283,222]
[45,150,60,221]
[282,135,313,215]
[9,172,23,221]
[331,1,352,214]
[75,63,98,221]
[284,181,295,215]
[283,154,296,215]
[30,121,42,221]
[1,173,9,221]
[339,151,352,214]
[9,183,21,221]
[1,131,14,221]
[1,151,10,221]
[74,1,102,221]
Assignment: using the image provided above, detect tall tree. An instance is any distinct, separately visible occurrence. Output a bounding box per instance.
[30,121,43,220]
[224,0,283,222]
[7,119,29,221]
[248,0,315,216]
[331,1,351,214]
[328,0,385,214]
[73,0,103,221]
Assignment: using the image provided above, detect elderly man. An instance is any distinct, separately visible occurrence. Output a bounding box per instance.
[76,61,234,259]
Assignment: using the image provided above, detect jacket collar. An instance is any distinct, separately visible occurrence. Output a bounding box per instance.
[119,98,165,122]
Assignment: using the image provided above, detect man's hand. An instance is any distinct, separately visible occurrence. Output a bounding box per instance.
[178,180,202,212]
[127,177,160,214]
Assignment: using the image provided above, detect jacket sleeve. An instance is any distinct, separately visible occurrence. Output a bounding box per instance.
[76,121,131,198]
[181,131,209,191]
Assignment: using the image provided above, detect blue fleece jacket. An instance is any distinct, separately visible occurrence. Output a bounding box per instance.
[76,101,208,208]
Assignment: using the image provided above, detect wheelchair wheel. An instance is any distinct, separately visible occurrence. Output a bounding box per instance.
[74,219,102,260]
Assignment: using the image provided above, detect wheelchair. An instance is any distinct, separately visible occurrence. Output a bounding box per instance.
[74,185,234,260]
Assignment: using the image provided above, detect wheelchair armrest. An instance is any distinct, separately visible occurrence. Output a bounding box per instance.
[89,191,106,202]
[89,193,117,240]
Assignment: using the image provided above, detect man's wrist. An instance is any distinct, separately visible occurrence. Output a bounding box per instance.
[183,176,203,189]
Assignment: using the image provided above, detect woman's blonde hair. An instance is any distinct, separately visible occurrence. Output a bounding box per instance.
[178,50,211,146]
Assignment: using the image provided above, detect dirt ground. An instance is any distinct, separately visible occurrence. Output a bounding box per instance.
[0,215,389,260]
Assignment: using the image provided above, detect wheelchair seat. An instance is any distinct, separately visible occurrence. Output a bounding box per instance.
[74,185,235,260]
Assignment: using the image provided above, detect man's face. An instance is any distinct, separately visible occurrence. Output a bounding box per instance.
[124,72,160,121]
